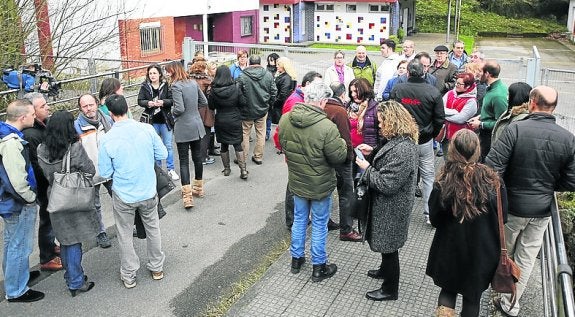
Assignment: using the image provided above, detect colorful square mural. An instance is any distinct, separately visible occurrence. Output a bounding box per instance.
[314,11,391,45]
[259,4,292,44]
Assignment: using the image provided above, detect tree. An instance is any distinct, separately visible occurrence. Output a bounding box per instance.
[2,0,137,76]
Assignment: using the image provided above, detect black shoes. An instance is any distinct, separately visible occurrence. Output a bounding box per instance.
[97,232,111,249]
[367,268,385,279]
[311,263,337,282]
[365,287,398,301]
[70,281,95,297]
[327,219,340,231]
[291,257,305,274]
[7,289,45,302]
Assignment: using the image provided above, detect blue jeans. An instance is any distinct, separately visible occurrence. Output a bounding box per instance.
[61,243,85,289]
[418,140,435,215]
[291,193,332,265]
[2,204,37,298]
[152,123,174,170]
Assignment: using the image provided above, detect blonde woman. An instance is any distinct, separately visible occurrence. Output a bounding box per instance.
[355,100,419,301]
[268,57,298,137]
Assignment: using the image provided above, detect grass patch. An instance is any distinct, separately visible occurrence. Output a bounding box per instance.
[199,237,290,317]
[416,0,565,36]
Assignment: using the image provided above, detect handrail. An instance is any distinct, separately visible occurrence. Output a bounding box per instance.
[541,194,575,317]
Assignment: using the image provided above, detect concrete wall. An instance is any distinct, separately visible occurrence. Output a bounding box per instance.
[569,0,575,42]
[260,4,292,44]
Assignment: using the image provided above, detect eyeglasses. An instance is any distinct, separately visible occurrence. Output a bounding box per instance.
[455,82,466,87]
[335,56,344,59]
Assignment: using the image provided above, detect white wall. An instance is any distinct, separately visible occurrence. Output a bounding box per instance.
[314,3,391,45]
[569,0,575,42]
[260,4,292,44]
[123,0,259,18]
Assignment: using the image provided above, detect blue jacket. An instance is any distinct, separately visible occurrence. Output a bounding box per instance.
[0,122,37,217]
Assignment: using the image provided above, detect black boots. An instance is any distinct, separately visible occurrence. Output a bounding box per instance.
[365,251,399,301]
[367,268,385,279]
[365,283,398,301]
[291,257,305,274]
[311,263,337,282]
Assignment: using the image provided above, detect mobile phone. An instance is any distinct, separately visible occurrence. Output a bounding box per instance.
[354,148,365,161]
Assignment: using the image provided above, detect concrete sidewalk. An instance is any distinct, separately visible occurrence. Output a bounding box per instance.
[226,158,545,317]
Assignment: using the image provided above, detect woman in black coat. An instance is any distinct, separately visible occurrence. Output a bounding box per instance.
[426,129,505,317]
[208,65,246,179]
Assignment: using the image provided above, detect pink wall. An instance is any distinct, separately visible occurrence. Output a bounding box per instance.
[180,16,204,41]
[231,10,258,43]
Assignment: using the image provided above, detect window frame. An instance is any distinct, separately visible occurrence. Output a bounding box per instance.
[240,16,253,37]
[139,22,162,55]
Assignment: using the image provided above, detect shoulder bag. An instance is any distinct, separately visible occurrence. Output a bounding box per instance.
[491,185,521,309]
[47,147,96,213]
[351,170,371,234]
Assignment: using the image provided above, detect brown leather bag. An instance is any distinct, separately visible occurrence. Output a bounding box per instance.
[491,186,521,309]
[198,106,215,127]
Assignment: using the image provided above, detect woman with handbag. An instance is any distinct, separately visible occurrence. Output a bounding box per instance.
[355,100,419,301]
[426,129,505,317]
[440,72,477,160]
[189,59,218,165]
[165,61,207,209]
[137,64,178,181]
[37,110,98,297]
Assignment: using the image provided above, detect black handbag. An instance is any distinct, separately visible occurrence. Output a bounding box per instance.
[351,171,371,234]
[155,164,175,199]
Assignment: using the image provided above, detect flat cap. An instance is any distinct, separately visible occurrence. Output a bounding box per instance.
[434,45,449,52]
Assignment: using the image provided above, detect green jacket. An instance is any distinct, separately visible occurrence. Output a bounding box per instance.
[349,56,377,86]
[480,79,508,131]
[279,103,347,200]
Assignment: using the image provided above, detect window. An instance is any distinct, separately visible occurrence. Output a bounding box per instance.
[316,3,334,12]
[139,22,162,54]
[240,16,253,37]
[346,4,356,13]
[369,4,390,12]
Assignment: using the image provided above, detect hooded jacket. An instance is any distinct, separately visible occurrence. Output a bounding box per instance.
[278,103,347,200]
[0,122,37,216]
[237,66,277,121]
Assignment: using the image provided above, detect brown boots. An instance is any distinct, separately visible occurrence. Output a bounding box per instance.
[192,179,204,197]
[181,185,193,209]
[235,150,248,180]
[221,151,231,176]
[435,306,456,317]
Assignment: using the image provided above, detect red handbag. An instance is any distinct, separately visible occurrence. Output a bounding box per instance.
[491,186,521,309]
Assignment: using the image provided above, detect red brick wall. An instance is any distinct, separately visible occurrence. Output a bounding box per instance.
[118,16,179,74]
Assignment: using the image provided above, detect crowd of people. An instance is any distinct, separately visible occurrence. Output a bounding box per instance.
[0,38,573,317]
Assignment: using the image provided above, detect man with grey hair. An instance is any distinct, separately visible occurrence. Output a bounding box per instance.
[237,55,277,169]
[399,40,416,62]
[22,92,63,271]
[279,80,347,282]
[448,40,469,72]
[391,59,445,224]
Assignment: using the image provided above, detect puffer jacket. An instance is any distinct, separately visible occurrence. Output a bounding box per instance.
[278,103,347,200]
[486,113,575,217]
[391,77,445,144]
[237,66,277,120]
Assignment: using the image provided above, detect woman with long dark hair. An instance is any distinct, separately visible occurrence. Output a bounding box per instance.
[137,64,177,180]
[37,110,98,297]
[208,65,247,178]
[426,129,505,317]
[347,78,379,148]
[355,100,419,302]
[164,61,206,209]
[98,78,123,116]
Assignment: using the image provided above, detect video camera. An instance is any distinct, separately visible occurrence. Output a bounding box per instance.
[1,63,61,98]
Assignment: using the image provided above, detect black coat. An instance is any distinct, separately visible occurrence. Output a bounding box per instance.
[486,113,575,217]
[426,183,504,299]
[137,81,174,129]
[208,83,242,145]
[391,77,445,144]
[22,119,49,204]
[270,72,296,124]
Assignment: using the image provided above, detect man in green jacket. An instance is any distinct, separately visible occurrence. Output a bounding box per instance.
[349,46,377,86]
[468,61,508,161]
[279,80,347,283]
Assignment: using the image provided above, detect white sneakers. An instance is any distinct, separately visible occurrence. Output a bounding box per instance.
[168,170,180,181]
